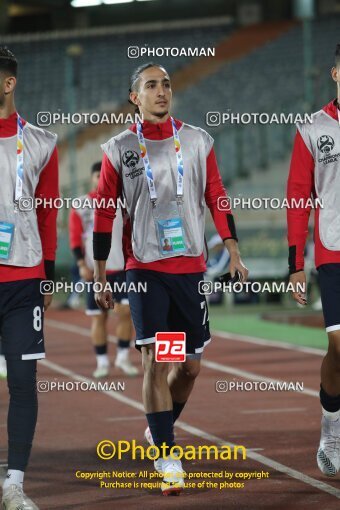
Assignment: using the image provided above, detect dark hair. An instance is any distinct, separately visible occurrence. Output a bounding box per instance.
[128,62,166,113]
[91,161,101,174]
[0,47,17,77]
[336,43,340,66]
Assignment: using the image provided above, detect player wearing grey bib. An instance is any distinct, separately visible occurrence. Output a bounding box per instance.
[93,63,248,495]
[0,47,59,510]
[288,44,340,477]
[69,162,138,378]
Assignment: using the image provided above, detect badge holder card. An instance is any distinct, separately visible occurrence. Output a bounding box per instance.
[152,201,188,257]
[0,205,17,262]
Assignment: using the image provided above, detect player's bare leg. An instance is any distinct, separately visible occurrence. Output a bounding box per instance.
[114,303,138,376]
[145,358,200,453]
[91,312,109,378]
[142,344,172,412]
[141,344,184,494]
[168,358,200,403]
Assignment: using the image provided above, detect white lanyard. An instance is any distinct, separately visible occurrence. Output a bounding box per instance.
[15,114,24,201]
[136,117,184,203]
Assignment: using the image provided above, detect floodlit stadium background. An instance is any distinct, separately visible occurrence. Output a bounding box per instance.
[1,0,338,332]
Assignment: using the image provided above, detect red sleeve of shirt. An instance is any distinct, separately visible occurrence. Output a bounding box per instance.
[94,153,122,233]
[69,208,83,250]
[286,130,315,273]
[35,146,59,261]
[205,147,237,241]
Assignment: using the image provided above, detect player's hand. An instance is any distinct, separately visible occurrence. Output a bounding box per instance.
[44,294,53,311]
[94,278,114,310]
[229,252,249,282]
[289,271,307,305]
[79,263,93,282]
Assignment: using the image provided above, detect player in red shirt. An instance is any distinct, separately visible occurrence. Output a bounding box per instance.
[0,47,58,509]
[93,63,248,494]
[69,162,138,378]
[287,43,340,477]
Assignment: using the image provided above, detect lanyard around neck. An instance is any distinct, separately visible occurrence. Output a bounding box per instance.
[15,114,24,202]
[136,117,184,203]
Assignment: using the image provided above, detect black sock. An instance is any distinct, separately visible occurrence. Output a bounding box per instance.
[95,345,107,355]
[320,384,340,412]
[7,360,38,471]
[117,339,130,349]
[173,401,186,423]
[146,410,175,455]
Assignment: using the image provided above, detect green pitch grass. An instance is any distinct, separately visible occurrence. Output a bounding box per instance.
[209,304,326,350]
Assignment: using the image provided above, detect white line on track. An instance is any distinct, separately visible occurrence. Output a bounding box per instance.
[45,319,91,337]
[241,408,306,414]
[45,319,326,356]
[201,359,319,398]
[39,357,340,500]
[106,416,145,422]
[212,329,326,356]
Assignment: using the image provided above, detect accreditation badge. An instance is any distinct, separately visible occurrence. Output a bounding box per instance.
[152,201,187,257]
[0,221,15,260]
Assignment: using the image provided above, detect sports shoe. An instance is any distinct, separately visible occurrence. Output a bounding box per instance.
[92,365,109,378]
[144,427,162,472]
[114,358,138,376]
[317,414,340,476]
[2,483,39,509]
[159,458,185,496]
[144,427,157,454]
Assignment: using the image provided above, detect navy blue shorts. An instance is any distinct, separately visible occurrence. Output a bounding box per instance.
[318,263,340,332]
[86,271,129,315]
[0,279,45,361]
[126,270,211,358]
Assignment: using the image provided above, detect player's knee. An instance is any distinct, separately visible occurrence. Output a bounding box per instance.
[142,348,168,380]
[176,362,201,380]
[115,304,130,320]
[92,312,106,325]
[145,359,168,379]
[7,360,37,403]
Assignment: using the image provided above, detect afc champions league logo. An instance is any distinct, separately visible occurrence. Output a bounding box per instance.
[317,135,335,154]
[122,150,140,169]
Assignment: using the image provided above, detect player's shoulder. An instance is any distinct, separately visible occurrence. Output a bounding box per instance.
[101,129,135,170]
[24,121,58,144]
[103,128,135,149]
[296,108,329,135]
[180,121,211,138]
[180,121,214,151]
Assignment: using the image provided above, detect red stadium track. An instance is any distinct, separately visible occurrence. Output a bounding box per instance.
[0,308,339,510]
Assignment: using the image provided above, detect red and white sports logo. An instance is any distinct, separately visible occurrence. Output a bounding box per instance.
[155,332,186,362]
